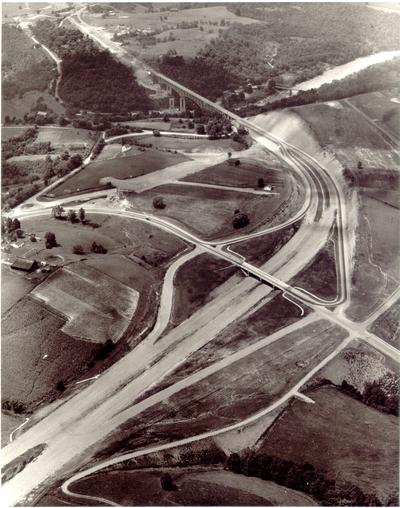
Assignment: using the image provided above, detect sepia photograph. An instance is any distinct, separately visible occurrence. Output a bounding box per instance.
[1,0,399,506]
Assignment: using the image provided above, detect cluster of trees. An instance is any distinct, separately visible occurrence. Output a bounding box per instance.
[2,399,28,415]
[226,451,385,506]
[205,116,232,138]
[155,52,235,102]
[340,377,398,416]
[2,128,38,160]
[2,24,56,100]
[2,217,24,241]
[236,57,400,116]
[31,20,152,114]
[232,210,249,229]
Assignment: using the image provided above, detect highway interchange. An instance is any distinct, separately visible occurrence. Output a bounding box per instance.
[2,8,400,507]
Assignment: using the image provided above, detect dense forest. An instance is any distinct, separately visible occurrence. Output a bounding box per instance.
[236,57,400,116]
[201,4,400,86]
[31,20,151,113]
[152,3,400,100]
[2,24,56,99]
[154,52,235,102]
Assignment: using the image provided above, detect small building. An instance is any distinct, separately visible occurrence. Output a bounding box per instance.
[11,258,38,272]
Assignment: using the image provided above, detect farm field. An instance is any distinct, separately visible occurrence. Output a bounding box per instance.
[257,385,399,504]
[2,91,64,122]
[127,182,295,240]
[1,126,31,141]
[34,127,94,148]
[293,99,400,169]
[1,296,99,411]
[83,5,257,58]
[51,149,188,196]
[369,298,400,349]
[139,135,248,153]
[348,89,400,138]
[32,263,139,344]
[346,193,400,321]
[1,264,36,315]
[184,158,289,189]
[70,468,316,506]
[106,319,346,454]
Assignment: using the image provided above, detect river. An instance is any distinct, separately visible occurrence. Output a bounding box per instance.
[295,50,400,91]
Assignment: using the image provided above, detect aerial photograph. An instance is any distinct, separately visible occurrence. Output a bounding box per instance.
[1,0,399,506]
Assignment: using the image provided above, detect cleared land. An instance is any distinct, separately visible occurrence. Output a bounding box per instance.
[293,99,400,169]
[170,253,241,327]
[1,297,99,411]
[257,385,399,503]
[369,298,400,349]
[2,91,65,122]
[32,263,139,344]
[51,150,188,196]
[1,264,36,315]
[290,224,338,301]
[34,127,94,147]
[127,182,294,240]
[1,412,24,447]
[1,126,31,141]
[346,193,400,321]
[71,467,315,506]
[184,158,288,189]
[102,319,346,453]
[129,135,246,154]
[348,89,400,139]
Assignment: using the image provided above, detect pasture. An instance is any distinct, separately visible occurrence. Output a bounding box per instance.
[137,135,245,153]
[128,183,291,240]
[34,127,94,147]
[369,298,400,349]
[51,149,188,196]
[32,263,139,344]
[257,385,399,504]
[2,91,65,122]
[1,296,98,411]
[1,126,30,141]
[184,158,289,189]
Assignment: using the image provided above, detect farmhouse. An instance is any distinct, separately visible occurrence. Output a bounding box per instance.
[11,258,38,272]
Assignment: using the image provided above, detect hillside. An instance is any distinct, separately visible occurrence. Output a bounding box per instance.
[32,20,152,114]
[2,24,56,100]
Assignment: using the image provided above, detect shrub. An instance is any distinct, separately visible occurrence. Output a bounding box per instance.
[73,244,84,255]
[232,212,249,229]
[153,196,166,209]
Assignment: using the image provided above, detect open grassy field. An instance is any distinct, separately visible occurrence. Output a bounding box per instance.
[290,224,338,301]
[71,467,315,506]
[105,319,345,454]
[1,296,99,411]
[2,91,65,122]
[34,127,94,147]
[346,193,400,321]
[293,100,399,169]
[184,158,289,189]
[369,298,400,349]
[170,253,241,327]
[128,135,246,154]
[1,126,31,141]
[128,182,293,240]
[1,264,36,315]
[51,149,188,196]
[1,412,24,447]
[256,385,399,503]
[348,89,400,139]
[32,263,139,344]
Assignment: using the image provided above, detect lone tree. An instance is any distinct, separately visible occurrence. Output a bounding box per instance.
[30,234,37,242]
[258,177,265,188]
[196,124,205,135]
[56,381,66,392]
[11,218,21,231]
[45,232,57,249]
[357,160,363,170]
[160,473,175,491]
[73,244,84,255]
[153,196,166,209]
[68,154,82,171]
[79,207,85,223]
[52,205,65,220]
[68,209,77,223]
[232,212,250,229]
[91,241,107,254]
